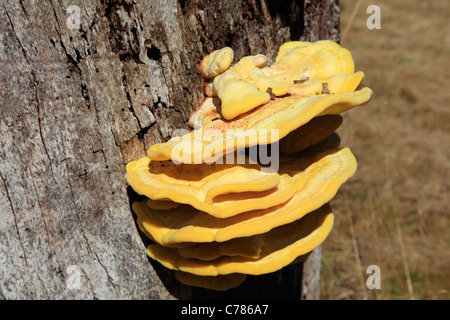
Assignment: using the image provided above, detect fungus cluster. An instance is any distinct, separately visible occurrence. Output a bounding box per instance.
[126,40,372,291]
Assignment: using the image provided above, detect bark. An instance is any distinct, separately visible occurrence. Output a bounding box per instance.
[0,0,339,299]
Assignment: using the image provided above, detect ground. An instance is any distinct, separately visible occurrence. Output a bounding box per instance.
[320,0,450,299]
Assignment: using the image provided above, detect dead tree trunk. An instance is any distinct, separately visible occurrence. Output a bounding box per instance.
[0,0,339,299]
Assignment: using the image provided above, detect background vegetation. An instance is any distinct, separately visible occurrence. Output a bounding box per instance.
[320,0,449,299]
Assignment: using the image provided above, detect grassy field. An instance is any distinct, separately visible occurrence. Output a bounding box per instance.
[320,0,450,299]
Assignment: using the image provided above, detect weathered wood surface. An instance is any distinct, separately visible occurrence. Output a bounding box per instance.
[0,0,339,299]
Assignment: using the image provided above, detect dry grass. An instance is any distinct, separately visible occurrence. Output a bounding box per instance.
[320,0,450,300]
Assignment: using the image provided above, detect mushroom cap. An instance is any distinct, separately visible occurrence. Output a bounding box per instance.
[280,115,343,155]
[255,40,357,97]
[188,97,222,127]
[229,54,268,78]
[149,40,370,162]
[126,157,287,218]
[147,88,372,162]
[213,70,271,120]
[142,201,328,262]
[145,204,334,276]
[249,67,290,96]
[137,216,260,262]
[140,174,295,220]
[174,235,264,261]
[200,46,234,78]
[203,78,216,97]
[125,40,371,290]
[200,40,356,119]
[133,147,356,245]
[142,173,294,219]
[189,71,365,129]
[174,271,247,291]
[267,40,355,82]
[206,174,295,218]
[289,72,365,97]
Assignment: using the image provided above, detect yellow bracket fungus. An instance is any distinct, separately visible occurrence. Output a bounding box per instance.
[189,70,365,129]
[175,236,263,261]
[268,40,355,81]
[126,157,289,218]
[147,88,371,163]
[213,70,271,120]
[229,54,268,77]
[125,40,372,290]
[145,204,333,276]
[200,47,234,79]
[249,67,290,97]
[132,147,356,245]
[146,173,295,219]
[188,98,221,127]
[289,72,365,97]
[280,115,343,155]
[227,54,290,96]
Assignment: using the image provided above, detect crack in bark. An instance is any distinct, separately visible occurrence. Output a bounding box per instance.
[1,6,57,297]
[63,159,117,294]
[50,6,82,74]
[17,0,29,20]
[78,268,98,299]
[0,171,28,269]
[121,71,142,129]
[2,2,27,59]
[109,126,121,150]
[3,3,55,180]
[81,82,91,110]
[120,68,158,148]
[27,167,52,253]
[32,72,56,180]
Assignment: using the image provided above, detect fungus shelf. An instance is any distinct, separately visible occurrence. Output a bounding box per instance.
[126,40,372,291]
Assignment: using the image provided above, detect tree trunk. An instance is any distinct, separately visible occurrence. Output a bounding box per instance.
[0,0,339,299]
